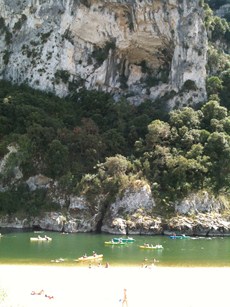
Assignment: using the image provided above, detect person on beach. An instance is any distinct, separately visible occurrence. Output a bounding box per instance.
[122,288,128,307]
[31,289,44,295]
[45,294,54,299]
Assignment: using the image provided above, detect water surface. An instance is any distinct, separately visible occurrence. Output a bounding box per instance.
[0,230,229,267]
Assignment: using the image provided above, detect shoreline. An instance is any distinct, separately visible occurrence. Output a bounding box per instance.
[0,264,230,307]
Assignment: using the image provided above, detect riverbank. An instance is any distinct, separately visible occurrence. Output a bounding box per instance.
[0,265,229,307]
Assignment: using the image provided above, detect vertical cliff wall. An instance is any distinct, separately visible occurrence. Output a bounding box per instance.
[0,0,207,107]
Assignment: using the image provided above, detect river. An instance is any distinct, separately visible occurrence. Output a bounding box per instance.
[0,229,229,267]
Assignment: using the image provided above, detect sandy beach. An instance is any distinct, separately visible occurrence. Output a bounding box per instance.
[0,264,229,307]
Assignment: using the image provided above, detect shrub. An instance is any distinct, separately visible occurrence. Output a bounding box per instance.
[13,14,27,31]
[54,70,70,84]
[92,41,116,65]
[182,80,198,91]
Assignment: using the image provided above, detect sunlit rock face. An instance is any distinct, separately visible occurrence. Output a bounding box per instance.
[0,0,207,108]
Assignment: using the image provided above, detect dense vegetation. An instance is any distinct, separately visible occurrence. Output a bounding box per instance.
[206,0,230,10]
[1,83,230,214]
[1,1,230,215]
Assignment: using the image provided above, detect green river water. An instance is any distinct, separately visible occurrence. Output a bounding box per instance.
[0,229,230,267]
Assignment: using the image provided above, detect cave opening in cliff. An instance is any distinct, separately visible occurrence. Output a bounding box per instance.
[95,200,111,233]
[96,219,103,233]
[32,225,43,231]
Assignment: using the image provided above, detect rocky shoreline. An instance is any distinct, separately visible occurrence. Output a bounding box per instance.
[1,176,230,237]
[1,210,230,237]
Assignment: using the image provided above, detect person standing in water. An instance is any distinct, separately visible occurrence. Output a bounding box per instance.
[122,288,128,307]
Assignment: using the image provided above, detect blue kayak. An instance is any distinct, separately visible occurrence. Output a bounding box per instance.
[169,235,190,239]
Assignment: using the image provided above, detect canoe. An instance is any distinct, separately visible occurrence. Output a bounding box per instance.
[139,244,163,249]
[75,254,103,262]
[30,236,52,242]
[169,235,190,239]
[104,241,126,245]
[112,237,135,243]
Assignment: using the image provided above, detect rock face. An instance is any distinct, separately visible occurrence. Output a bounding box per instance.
[1,173,230,236]
[167,192,230,237]
[26,174,52,191]
[0,145,23,191]
[101,183,158,234]
[175,191,224,215]
[0,0,207,107]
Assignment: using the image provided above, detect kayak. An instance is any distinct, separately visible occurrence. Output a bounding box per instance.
[75,254,103,262]
[30,236,52,242]
[169,235,190,239]
[139,244,163,249]
[112,237,135,243]
[104,241,127,245]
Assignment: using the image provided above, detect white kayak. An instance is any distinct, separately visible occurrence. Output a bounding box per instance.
[30,236,52,242]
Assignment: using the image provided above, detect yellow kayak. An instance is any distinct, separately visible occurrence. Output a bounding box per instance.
[75,254,103,262]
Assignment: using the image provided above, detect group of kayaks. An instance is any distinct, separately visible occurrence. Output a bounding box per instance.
[28,233,190,263]
[104,237,164,250]
[76,238,136,262]
[104,234,191,249]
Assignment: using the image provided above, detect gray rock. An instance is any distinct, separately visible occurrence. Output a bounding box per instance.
[175,191,224,215]
[0,0,207,108]
[26,175,52,191]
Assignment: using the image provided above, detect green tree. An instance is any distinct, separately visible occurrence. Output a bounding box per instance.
[27,124,56,156]
[220,69,230,108]
[45,140,69,178]
[146,120,171,149]
[201,100,228,128]
[205,132,230,190]
[165,155,209,196]
[211,16,229,41]
[73,118,105,165]
[102,129,126,156]
[102,155,131,177]
[206,76,223,97]
[169,107,202,129]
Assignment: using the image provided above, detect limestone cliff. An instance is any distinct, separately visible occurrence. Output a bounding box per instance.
[0,0,207,107]
[1,178,230,236]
